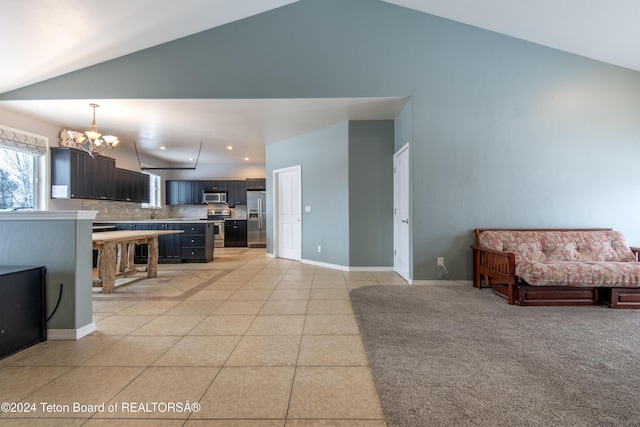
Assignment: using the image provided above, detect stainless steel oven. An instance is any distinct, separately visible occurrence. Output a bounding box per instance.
[212,221,225,248]
[207,208,230,248]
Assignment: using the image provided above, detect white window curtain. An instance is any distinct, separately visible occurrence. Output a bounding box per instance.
[0,125,47,156]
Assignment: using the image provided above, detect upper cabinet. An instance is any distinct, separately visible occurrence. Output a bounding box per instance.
[50,147,148,203]
[246,178,266,190]
[203,180,227,192]
[168,180,251,206]
[166,179,262,206]
[166,180,203,205]
[227,180,247,206]
[93,155,116,200]
[51,147,115,200]
[114,168,150,203]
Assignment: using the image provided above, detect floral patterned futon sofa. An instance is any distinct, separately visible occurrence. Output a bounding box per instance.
[471,228,640,308]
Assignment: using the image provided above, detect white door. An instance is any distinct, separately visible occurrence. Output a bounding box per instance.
[394,144,410,282]
[276,166,302,261]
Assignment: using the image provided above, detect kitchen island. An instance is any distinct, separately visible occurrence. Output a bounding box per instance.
[92,229,184,293]
[93,220,215,264]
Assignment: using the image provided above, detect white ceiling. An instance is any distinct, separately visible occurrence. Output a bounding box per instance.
[387,0,640,73]
[1,97,408,165]
[1,0,638,166]
[0,0,299,95]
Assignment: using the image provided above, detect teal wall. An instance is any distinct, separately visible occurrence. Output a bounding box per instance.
[266,120,394,268]
[3,0,640,279]
[394,98,412,153]
[0,219,93,330]
[348,121,394,267]
[393,100,413,273]
[266,122,350,266]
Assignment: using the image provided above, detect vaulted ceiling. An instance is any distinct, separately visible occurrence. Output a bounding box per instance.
[1,0,637,166]
[3,0,637,95]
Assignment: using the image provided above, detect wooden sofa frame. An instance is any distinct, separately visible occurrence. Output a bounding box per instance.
[470,228,640,308]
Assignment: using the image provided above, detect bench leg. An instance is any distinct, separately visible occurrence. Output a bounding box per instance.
[508,283,516,305]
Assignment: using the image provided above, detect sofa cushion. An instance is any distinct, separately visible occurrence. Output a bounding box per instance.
[517,261,640,287]
[479,230,635,263]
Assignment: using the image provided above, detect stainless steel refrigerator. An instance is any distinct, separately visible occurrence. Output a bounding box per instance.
[247,190,266,247]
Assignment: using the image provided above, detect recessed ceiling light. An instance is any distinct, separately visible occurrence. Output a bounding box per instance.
[227,146,233,150]
[160,146,166,150]
[188,158,194,161]
[244,157,250,161]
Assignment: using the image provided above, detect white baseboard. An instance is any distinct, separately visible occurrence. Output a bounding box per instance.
[301,258,393,272]
[47,322,96,340]
[348,266,395,272]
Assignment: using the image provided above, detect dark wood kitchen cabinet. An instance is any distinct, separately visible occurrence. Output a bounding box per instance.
[166,180,203,205]
[246,178,266,190]
[93,155,116,200]
[150,223,183,263]
[225,219,247,247]
[83,152,116,200]
[181,222,214,262]
[114,168,150,203]
[98,222,203,264]
[165,181,180,205]
[203,180,227,192]
[185,181,203,204]
[51,147,115,200]
[51,147,88,199]
[51,147,148,203]
[226,180,247,206]
[116,223,150,263]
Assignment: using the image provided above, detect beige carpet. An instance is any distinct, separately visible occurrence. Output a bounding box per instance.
[350,283,640,427]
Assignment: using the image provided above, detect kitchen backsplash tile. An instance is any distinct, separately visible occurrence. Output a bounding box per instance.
[82,200,158,221]
[83,200,247,221]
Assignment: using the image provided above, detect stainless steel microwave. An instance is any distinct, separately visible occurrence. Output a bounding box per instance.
[203,192,227,204]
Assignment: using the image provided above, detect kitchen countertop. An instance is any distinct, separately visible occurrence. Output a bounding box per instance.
[94,219,216,223]
[94,217,249,224]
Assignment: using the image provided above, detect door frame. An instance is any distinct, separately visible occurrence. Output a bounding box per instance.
[393,143,411,283]
[272,165,302,260]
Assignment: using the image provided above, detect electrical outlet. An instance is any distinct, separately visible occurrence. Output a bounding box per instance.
[317,245,322,253]
[437,257,444,267]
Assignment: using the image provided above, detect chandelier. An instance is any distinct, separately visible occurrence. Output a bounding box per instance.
[59,103,119,157]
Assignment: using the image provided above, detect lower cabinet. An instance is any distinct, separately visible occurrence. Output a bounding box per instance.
[181,222,214,262]
[225,220,247,247]
[95,222,214,264]
[152,223,182,263]
[116,223,149,263]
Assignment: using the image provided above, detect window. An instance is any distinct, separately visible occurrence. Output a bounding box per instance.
[142,173,161,209]
[0,125,47,211]
[0,146,35,210]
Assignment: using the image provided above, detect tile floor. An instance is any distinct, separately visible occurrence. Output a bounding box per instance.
[0,248,406,426]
